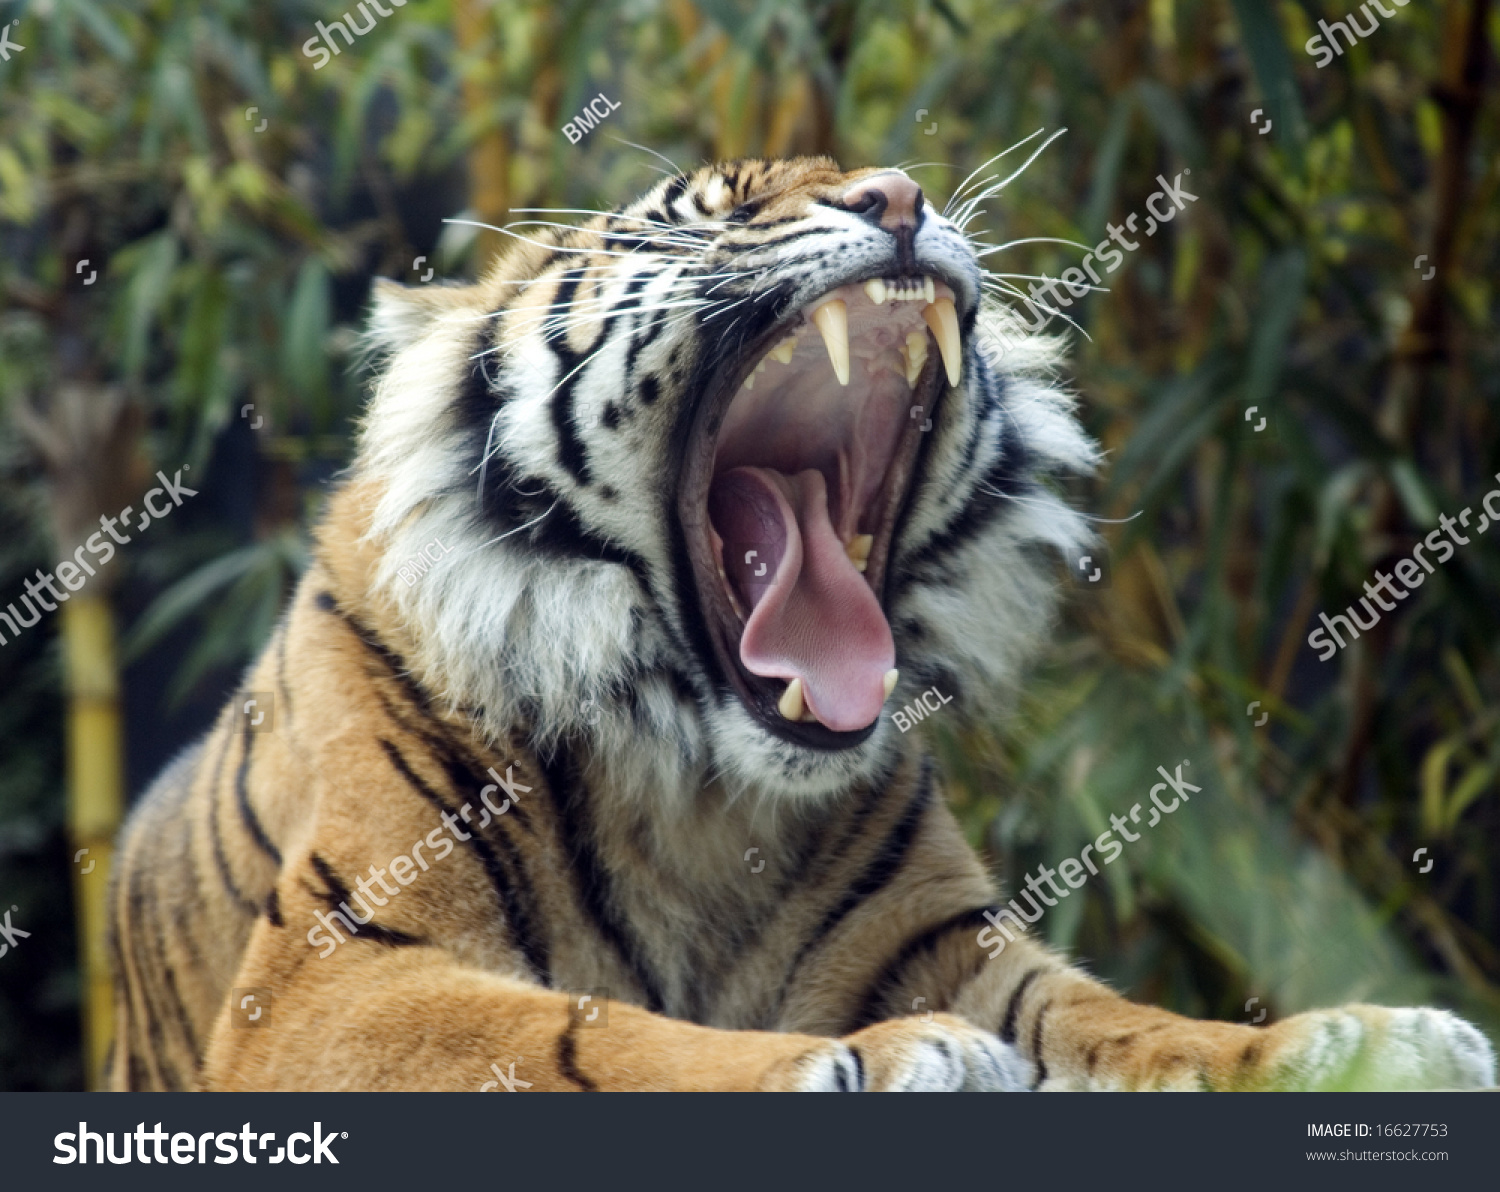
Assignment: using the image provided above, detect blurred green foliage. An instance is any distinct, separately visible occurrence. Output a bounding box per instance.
[1,0,1496,1088]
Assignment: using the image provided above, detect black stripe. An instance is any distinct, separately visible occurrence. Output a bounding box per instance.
[206,731,260,916]
[127,1053,149,1093]
[264,886,284,927]
[660,175,689,215]
[543,268,595,486]
[128,857,192,1087]
[537,746,665,1012]
[905,401,1033,575]
[234,718,282,867]
[123,853,169,1088]
[691,769,892,1023]
[522,496,654,594]
[740,215,806,230]
[713,226,824,252]
[558,1028,598,1091]
[999,968,1043,1044]
[453,339,506,488]
[849,1045,866,1091]
[307,854,424,948]
[370,689,534,835]
[769,764,935,1019]
[619,270,670,375]
[1028,998,1051,1088]
[157,939,201,1064]
[332,606,442,721]
[847,904,998,1031]
[377,739,549,979]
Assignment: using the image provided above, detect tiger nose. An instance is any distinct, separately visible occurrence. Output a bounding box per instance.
[841,171,924,234]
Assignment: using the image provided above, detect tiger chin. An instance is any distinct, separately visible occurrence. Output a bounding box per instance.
[107,157,1494,1092]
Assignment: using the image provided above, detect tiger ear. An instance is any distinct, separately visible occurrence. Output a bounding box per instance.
[364,277,478,359]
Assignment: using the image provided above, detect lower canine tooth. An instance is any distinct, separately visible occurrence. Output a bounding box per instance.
[769,335,796,364]
[863,279,887,305]
[923,298,961,386]
[903,331,927,387]
[846,533,873,571]
[778,678,805,721]
[883,669,899,698]
[810,298,850,386]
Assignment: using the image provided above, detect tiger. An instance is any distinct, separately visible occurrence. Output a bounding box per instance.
[107,157,1495,1092]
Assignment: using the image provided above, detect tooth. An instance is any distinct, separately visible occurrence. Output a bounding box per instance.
[924,277,935,303]
[742,371,755,390]
[883,669,899,698]
[778,678,805,721]
[923,298,961,386]
[903,330,927,387]
[755,358,766,373]
[769,335,797,364]
[810,298,850,386]
[863,279,887,305]
[846,533,873,571]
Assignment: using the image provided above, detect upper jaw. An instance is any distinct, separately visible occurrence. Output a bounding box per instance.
[677,262,968,751]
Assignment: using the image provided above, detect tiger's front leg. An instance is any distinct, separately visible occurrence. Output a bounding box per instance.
[202,891,1030,1092]
[864,924,1495,1091]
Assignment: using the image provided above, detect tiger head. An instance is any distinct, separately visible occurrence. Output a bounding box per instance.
[354,157,1096,802]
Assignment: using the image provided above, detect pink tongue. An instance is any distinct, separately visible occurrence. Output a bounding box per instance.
[708,466,894,732]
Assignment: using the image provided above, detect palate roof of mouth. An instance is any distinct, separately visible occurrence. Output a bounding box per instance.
[705,276,955,732]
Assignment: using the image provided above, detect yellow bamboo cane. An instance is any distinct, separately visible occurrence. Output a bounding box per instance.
[61,592,124,1090]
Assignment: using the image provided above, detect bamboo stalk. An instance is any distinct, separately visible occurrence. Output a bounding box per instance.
[61,593,124,1090]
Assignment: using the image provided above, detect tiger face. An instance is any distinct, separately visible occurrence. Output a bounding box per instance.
[359,158,1095,801]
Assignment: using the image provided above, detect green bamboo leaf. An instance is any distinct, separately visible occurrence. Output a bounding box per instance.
[1444,763,1494,834]
[1133,79,1206,169]
[1243,249,1306,412]
[117,231,181,381]
[66,0,135,62]
[1420,737,1460,837]
[280,258,333,424]
[1227,0,1307,166]
[1081,91,1135,241]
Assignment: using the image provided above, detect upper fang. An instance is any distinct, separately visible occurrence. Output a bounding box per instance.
[810,298,850,387]
[922,298,961,387]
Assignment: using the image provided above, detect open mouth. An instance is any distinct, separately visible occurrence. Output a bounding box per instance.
[678,273,962,748]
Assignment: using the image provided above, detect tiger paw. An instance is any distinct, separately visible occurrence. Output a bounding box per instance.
[1263,1005,1496,1091]
[767,1014,1031,1091]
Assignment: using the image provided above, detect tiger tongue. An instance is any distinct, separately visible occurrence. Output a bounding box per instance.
[708,466,894,732]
